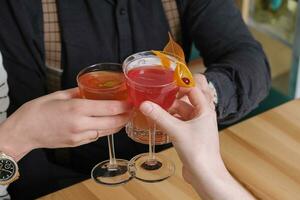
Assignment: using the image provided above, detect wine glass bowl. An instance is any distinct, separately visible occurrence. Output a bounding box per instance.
[77,63,132,186]
[123,51,179,182]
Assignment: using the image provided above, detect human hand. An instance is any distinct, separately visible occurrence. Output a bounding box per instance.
[177,74,215,110]
[0,88,131,161]
[140,87,255,200]
[139,87,222,184]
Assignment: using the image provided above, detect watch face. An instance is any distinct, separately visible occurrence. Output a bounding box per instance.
[0,159,16,181]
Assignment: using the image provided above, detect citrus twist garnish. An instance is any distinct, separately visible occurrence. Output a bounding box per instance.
[163,32,185,63]
[100,80,121,88]
[174,62,195,87]
[152,50,171,69]
[152,33,195,88]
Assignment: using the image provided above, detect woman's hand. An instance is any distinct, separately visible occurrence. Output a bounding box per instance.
[177,74,216,111]
[139,87,254,200]
[0,88,131,161]
[140,87,221,180]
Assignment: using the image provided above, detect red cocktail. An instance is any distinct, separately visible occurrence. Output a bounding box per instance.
[127,66,178,109]
[126,66,178,144]
[123,51,179,182]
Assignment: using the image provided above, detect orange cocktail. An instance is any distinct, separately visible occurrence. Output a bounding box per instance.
[77,63,132,186]
[78,71,127,100]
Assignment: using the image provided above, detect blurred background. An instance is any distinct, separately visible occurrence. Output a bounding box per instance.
[190,0,299,122]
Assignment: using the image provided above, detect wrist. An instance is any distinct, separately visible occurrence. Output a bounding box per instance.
[190,158,233,192]
[191,158,254,200]
[194,153,226,173]
[0,120,32,162]
[184,150,228,180]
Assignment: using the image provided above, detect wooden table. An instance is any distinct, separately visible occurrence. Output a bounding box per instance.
[39,148,201,200]
[40,100,300,200]
[221,99,300,200]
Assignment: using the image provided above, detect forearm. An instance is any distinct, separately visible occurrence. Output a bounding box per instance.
[0,119,32,162]
[187,0,271,124]
[205,46,270,124]
[191,162,254,200]
[192,58,270,125]
[0,55,30,161]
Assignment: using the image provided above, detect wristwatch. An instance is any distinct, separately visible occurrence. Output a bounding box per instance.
[0,152,19,185]
[208,81,218,106]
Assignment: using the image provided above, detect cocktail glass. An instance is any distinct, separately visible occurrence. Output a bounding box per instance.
[123,51,179,182]
[77,63,132,185]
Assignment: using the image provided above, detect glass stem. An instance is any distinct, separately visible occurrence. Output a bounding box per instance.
[147,120,157,164]
[107,134,117,166]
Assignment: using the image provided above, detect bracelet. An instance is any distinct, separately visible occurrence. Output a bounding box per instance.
[208,81,218,106]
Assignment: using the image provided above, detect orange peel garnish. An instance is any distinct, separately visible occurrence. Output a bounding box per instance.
[152,33,195,88]
[174,62,195,88]
[152,50,171,69]
[163,32,185,63]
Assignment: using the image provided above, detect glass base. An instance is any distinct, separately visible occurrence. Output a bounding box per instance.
[91,159,132,186]
[128,153,175,183]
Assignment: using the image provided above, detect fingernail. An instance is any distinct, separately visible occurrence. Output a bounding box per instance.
[140,102,154,116]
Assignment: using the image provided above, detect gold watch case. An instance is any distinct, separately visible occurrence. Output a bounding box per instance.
[0,152,19,185]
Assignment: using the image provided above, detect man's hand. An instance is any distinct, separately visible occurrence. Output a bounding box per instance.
[0,88,132,161]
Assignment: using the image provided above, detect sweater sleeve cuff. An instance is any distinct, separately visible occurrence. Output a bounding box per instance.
[204,70,238,120]
[0,185,9,197]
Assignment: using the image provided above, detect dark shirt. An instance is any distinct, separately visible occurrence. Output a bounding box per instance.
[0,0,271,198]
[0,0,271,124]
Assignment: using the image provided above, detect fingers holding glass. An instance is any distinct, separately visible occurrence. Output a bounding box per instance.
[123,51,179,182]
[77,63,132,186]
